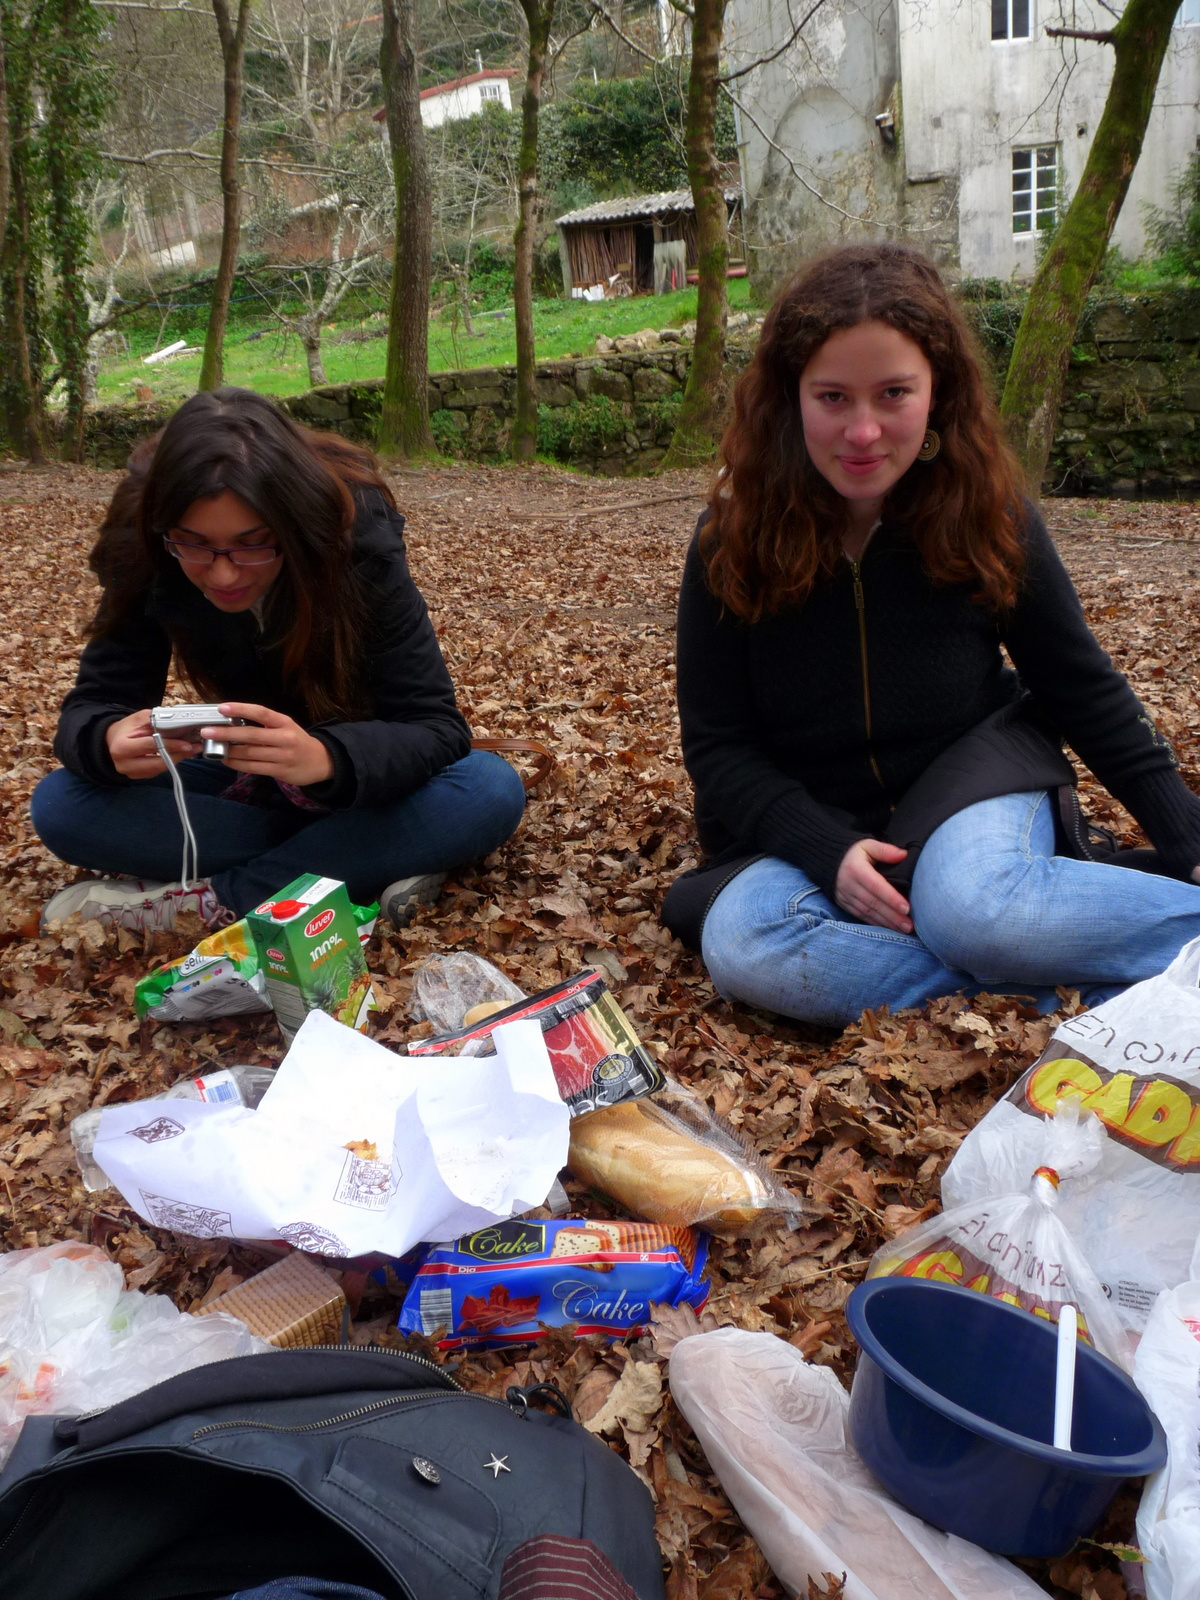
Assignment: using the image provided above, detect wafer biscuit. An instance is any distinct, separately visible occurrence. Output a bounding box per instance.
[198,1251,346,1347]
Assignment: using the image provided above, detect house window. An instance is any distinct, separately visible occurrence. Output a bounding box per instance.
[1179,0,1200,24]
[992,0,1030,39]
[1012,146,1059,234]
[480,81,503,100]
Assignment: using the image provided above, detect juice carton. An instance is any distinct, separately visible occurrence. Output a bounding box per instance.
[246,874,376,1042]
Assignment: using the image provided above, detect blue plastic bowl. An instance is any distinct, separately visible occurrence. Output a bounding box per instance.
[845,1278,1166,1558]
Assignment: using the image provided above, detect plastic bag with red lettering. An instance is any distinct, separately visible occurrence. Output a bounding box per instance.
[869,1104,1132,1368]
[943,935,1200,1336]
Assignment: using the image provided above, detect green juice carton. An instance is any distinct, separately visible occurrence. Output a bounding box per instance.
[246,874,376,1042]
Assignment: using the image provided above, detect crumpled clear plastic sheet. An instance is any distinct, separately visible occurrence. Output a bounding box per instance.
[870,1104,1132,1368]
[411,953,525,1036]
[668,1326,1049,1600]
[0,1242,270,1465]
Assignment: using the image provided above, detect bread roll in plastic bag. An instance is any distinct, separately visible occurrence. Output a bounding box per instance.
[1134,1279,1200,1600]
[669,1326,1047,1600]
[567,1076,808,1236]
[412,953,525,1036]
[868,1104,1131,1368]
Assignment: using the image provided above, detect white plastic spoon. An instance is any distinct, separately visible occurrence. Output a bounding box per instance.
[1054,1304,1078,1451]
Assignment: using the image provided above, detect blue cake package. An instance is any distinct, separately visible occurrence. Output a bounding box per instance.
[396,1218,710,1349]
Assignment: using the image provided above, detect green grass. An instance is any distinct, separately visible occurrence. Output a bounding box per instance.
[92,279,754,408]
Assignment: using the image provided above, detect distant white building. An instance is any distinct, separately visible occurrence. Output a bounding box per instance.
[726,0,1200,281]
[374,67,516,137]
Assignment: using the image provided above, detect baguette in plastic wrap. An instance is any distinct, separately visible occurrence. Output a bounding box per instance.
[567,1078,809,1236]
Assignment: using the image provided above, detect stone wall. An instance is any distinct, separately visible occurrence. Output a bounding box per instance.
[80,340,755,477]
[1043,291,1200,498]
[73,289,1200,495]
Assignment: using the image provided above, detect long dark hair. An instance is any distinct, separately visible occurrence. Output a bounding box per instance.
[704,243,1026,622]
[90,387,392,720]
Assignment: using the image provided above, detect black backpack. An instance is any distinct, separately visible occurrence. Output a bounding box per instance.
[0,1346,665,1600]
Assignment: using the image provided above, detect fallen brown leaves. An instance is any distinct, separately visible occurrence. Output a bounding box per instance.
[0,463,1192,1598]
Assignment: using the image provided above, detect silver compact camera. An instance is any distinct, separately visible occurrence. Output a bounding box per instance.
[150,704,247,760]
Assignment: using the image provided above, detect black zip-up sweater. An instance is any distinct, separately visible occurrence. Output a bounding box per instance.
[53,490,470,810]
[676,505,1200,895]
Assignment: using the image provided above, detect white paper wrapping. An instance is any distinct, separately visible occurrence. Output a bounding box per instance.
[94,1012,570,1258]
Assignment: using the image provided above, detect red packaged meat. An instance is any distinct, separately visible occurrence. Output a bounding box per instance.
[407,967,664,1117]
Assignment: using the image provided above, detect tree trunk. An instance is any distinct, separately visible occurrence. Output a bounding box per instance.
[300,321,327,386]
[199,0,251,393]
[660,0,729,471]
[378,0,432,459]
[45,0,96,461]
[999,0,1180,493]
[511,0,554,462]
[0,23,9,258]
[0,112,45,464]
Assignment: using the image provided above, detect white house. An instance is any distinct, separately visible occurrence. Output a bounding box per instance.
[374,67,516,137]
[727,0,1200,280]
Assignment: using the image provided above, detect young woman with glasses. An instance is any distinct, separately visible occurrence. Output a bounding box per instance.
[664,243,1200,1024]
[32,387,525,932]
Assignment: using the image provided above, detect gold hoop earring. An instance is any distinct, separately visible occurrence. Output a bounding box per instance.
[917,428,941,462]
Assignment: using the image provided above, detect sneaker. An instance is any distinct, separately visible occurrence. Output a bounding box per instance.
[41,877,229,935]
[381,872,446,930]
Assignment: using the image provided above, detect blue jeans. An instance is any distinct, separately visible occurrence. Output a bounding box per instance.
[702,789,1200,1027]
[30,750,525,917]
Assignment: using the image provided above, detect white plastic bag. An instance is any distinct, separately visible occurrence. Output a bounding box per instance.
[871,1106,1131,1367]
[1134,1280,1200,1600]
[944,936,1200,1333]
[0,1242,269,1466]
[668,1327,1046,1600]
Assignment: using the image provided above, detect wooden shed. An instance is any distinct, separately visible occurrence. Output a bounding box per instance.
[555,187,744,297]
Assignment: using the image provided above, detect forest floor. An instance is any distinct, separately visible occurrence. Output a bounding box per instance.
[2,461,1199,1599]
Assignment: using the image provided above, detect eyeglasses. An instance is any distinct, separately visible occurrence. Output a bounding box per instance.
[163,536,279,568]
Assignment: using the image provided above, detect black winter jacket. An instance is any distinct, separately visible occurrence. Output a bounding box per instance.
[669,504,1200,924]
[52,489,471,809]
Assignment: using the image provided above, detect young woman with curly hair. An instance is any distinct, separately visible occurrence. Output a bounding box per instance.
[32,388,525,933]
[664,243,1200,1025]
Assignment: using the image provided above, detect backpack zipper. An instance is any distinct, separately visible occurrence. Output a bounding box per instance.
[192,1386,451,1438]
[68,1340,467,1431]
[848,556,886,793]
[189,1344,523,1438]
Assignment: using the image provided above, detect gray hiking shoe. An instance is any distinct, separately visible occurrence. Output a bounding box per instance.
[381,872,446,930]
[40,876,226,935]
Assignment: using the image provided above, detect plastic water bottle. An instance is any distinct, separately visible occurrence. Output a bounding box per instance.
[70,1066,276,1192]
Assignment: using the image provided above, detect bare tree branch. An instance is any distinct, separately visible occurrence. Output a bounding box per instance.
[93,2,211,11]
[102,147,349,175]
[723,83,939,231]
[586,0,658,63]
[1045,25,1116,42]
[719,0,830,83]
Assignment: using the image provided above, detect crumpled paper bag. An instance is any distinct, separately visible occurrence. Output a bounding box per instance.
[94,1011,570,1258]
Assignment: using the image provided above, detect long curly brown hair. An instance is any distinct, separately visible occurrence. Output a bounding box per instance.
[89,388,393,721]
[703,243,1027,622]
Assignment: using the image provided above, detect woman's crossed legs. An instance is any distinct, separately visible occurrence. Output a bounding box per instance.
[701,789,1200,1028]
[31,749,526,918]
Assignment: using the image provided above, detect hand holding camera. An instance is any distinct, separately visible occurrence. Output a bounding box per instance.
[106,702,333,786]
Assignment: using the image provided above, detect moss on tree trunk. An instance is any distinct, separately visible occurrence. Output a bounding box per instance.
[378,0,433,460]
[511,0,554,462]
[199,0,250,394]
[1000,0,1180,494]
[660,0,729,472]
